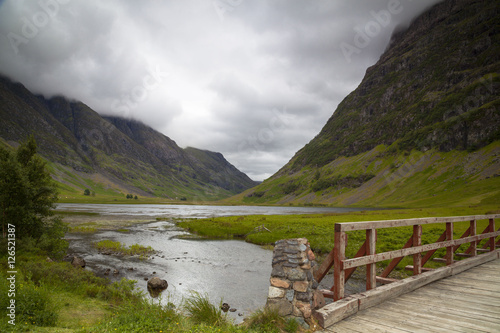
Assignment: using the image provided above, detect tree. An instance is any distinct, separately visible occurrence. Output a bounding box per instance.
[134,195,138,200]
[0,136,65,250]
[84,189,90,196]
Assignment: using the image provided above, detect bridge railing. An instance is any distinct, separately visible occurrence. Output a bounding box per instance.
[314,214,500,301]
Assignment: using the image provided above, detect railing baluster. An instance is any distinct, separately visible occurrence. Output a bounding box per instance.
[366,228,376,290]
[469,219,477,256]
[489,218,495,251]
[413,225,422,275]
[445,222,454,265]
[333,225,346,301]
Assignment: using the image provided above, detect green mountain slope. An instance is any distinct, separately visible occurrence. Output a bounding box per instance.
[0,75,258,201]
[236,0,500,208]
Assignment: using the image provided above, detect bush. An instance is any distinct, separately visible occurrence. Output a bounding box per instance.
[0,272,58,328]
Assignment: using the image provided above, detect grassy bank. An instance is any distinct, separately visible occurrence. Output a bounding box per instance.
[0,244,309,332]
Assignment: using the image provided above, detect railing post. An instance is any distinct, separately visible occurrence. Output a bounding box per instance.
[333,224,346,301]
[366,228,376,290]
[413,225,422,275]
[489,218,496,251]
[445,222,454,265]
[470,219,477,256]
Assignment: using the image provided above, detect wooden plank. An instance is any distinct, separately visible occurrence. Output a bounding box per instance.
[468,219,477,256]
[419,285,500,307]
[489,218,496,251]
[445,222,454,265]
[357,265,452,311]
[343,234,499,269]
[434,278,500,292]
[413,225,422,275]
[313,295,359,329]
[398,292,500,321]
[333,230,346,301]
[395,296,500,331]
[341,316,415,333]
[359,307,456,333]
[337,214,500,231]
[314,247,335,283]
[366,228,376,290]
[379,300,482,333]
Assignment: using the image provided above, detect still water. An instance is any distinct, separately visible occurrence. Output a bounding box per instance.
[58,204,367,322]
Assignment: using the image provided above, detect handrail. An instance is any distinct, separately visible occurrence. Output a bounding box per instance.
[314,214,500,301]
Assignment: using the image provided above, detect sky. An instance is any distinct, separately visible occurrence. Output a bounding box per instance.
[0,0,441,181]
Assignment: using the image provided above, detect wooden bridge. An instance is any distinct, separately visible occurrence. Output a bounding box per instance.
[312,214,500,331]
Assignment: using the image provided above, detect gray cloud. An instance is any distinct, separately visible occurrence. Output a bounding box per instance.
[0,0,441,181]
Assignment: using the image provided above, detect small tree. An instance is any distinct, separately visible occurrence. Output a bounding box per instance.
[84,189,90,196]
[134,195,138,200]
[0,136,67,257]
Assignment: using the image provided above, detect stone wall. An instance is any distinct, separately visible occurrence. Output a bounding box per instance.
[266,238,325,326]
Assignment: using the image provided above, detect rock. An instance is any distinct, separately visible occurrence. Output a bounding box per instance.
[104,268,111,276]
[113,269,119,275]
[284,267,306,281]
[313,290,326,309]
[266,299,293,316]
[152,271,156,274]
[268,286,285,299]
[221,303,230,312]
[71,256,86,268]
[147,277,168,298]
[270,278,290,289]
[296,301,312,318]
[46,257,53,263]
[229,308,237,312]
[293,281,309,293]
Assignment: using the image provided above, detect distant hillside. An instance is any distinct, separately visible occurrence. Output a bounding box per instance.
[237,0,500,208]
[0,75,258,200]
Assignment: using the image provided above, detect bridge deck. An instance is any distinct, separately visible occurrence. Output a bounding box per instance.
[322,259,500,333]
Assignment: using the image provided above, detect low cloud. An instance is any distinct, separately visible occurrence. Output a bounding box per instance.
[0,0,440,181]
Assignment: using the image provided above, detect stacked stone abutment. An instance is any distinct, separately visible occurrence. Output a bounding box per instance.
[266,238,324,325]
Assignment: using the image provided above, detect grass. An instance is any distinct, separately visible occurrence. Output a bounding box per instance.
[93,240,155,257]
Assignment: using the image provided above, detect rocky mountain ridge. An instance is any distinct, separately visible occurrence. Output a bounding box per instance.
[0,75,258,200]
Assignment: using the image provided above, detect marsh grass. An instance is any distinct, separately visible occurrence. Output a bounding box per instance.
[183,291,229,327]
[93,240,155,257]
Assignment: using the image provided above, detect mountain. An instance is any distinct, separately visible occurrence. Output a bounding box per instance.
[237,0,500,208]
[0,75,258,200]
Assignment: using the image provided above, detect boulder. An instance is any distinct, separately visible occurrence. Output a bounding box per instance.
[71,256,86,268]
[147,277,168,298]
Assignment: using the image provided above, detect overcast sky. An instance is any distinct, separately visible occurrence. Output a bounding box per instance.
[0,0,440,181]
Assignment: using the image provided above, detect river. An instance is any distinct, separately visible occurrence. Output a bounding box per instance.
[58,203,367,322]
